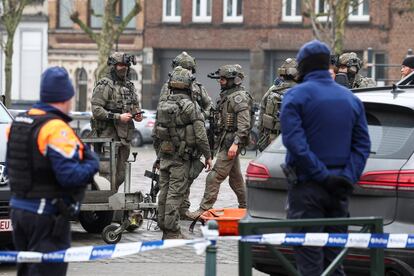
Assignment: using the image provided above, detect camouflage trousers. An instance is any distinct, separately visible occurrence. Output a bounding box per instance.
[199,149,246,211]
[179,159,205,215]
[157,158,191,233]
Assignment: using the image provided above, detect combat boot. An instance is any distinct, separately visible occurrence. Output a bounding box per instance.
[164,230,189,240]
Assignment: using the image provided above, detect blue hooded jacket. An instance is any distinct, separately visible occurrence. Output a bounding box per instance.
[280,41,371,184]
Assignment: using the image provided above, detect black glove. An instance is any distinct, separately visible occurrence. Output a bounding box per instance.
[322,175,354,199]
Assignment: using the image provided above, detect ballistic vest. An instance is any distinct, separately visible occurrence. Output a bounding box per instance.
[7,112,83,199]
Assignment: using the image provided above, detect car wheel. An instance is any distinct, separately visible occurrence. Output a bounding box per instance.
[78,210,114,234]
[131,130,143,147]
[246,131,258,151]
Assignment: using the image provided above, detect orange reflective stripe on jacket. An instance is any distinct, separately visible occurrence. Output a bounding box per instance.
[34,112,84,160]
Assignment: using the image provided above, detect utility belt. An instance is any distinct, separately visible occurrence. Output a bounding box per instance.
[159,140,195,160]
[223,126,238,132]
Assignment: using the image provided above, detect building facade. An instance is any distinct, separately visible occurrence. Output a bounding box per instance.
[0,1,48,109]
[48,0,144,111]
[142,0,414,108]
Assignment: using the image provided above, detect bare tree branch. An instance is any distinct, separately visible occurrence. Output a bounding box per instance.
[70,11,99,43]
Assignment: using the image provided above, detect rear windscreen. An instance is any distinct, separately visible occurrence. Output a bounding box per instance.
[365,103,414,159]
[266,103,414,159]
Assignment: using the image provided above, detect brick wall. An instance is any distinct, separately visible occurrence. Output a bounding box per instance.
[143,0,414,104]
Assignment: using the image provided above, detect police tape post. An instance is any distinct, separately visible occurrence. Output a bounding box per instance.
[1,232,414,264]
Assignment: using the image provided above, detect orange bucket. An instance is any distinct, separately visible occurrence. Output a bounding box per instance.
[200,208,246,236]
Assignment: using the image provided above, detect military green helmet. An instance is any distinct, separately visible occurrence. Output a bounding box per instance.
[172,51,196,73]
[208,64,245,80]
[107,52,137,67]
[338,52,362,73]
[168,66,195,89]
[277,58,298,78]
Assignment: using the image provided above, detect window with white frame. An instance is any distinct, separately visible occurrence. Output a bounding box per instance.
[193,0,212,23]
[315,0,329,21]
[163,0,181,23]
[348,0,370,22]
[282,0,302,22]
[223,0,243,23]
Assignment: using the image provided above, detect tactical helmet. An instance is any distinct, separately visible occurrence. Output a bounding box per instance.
[277,58,298,78]
[338,52,362,73]
[107,52,137,67]
[208,64,245,82]
[168,66,195,90]
[172,51,196,73]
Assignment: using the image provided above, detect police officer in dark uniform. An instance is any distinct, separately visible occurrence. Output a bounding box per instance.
[280,40,371,276]
[7,67,99,276]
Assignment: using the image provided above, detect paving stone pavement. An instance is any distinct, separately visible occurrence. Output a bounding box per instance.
[71,146,258,265]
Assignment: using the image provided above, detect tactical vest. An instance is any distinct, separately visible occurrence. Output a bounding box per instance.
[7,112,83,199]
[217,86,254,148]
[155,94,197,159]
[95,77,139,140]
[261,82,294,133]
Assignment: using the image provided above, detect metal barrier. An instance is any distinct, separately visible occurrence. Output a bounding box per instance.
[238,217,384,276]
[205,220,218,276]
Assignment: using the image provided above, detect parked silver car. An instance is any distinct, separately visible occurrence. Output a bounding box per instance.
[246,85,414,275]
[80,109,156,147]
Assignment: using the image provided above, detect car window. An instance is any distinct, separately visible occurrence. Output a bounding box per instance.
[266,103,414,160]
[365,104,414,159]
[0,104,12,124]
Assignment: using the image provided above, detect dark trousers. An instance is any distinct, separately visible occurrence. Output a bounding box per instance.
[287,181,349,276]
[10,208,71,276]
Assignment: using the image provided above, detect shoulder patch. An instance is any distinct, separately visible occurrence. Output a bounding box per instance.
[234,95,243,104]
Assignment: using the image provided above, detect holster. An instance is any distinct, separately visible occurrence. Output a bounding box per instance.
[52,199,72,238]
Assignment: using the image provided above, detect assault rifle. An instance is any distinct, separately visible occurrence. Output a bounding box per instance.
[207,107,216,159]
[144,167,160,203]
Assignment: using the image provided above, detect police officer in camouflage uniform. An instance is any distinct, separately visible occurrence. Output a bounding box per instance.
[157,51,212,219]
[153,66,212,239]
[91,52,142,189]
[257,58,297,152]
[188,64,253,219]
[336,52,376,88]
